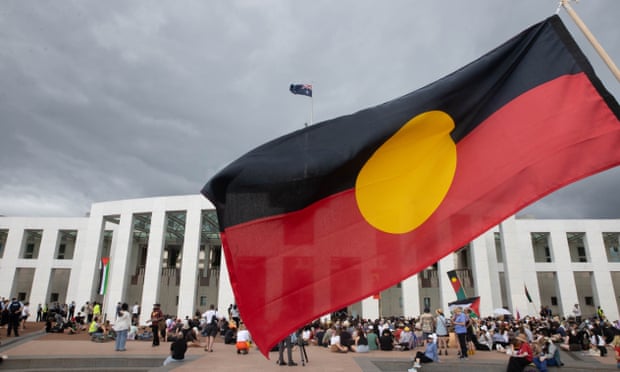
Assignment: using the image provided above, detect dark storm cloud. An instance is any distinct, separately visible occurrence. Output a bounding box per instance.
[1,0,619,218]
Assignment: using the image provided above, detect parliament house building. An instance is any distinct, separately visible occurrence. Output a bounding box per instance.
[1,194,620,324]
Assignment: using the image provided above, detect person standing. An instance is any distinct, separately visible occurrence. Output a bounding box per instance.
[93,302,101,320]
[36,304,42,322]
[202,305,219,352]
[230,304,240,329]
[20,302,30,329]
[277,333,298,366]
[453,307,468,360]
[150,304,164,347]
[435,308,449,355]
[572,304,582,324]
[131,302,140,326]
[419,307,435,343]
[7,298,22,337]
[113,303,131,351]
[68,301,76,321]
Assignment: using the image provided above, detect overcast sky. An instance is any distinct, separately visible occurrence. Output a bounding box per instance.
[1,0,619,219]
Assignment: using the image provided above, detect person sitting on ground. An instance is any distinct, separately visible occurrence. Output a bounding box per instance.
[398,326,413,350]
[506,334,533,372]
[89,316,108,339]
[163,331,188,366]
[412,334,439,368]
[224,321,237,344]
[543,338,563,367]
[532,341,548,372]
[127,324,139,340]
[74,312,85,330]
[379,328,395,351]
[366,325,379,351]
[182,324,204,348]
[351,327,369,353]
[329,327,349,353]
[477,326,493,351]
[339,323,353,351]
[236,323,251,354]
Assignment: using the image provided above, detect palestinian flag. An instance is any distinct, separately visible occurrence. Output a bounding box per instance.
[98,257,110,296]
[525,285,533,303]
[448,296,481,318]
[202,15,620,355]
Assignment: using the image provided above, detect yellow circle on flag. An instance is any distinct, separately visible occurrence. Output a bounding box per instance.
[355,110,457,234]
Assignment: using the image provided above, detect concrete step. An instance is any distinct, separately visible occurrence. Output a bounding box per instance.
[0,356,164,371]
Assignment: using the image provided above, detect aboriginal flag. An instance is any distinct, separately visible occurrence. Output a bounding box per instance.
[447,270,468,301]
[202,15,620,356]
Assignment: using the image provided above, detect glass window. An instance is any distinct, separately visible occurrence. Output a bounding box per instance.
[567,232,588,263]
[531,232,552,262]
[603,232,620,263]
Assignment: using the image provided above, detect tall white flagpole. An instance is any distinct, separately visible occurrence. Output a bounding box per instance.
[310,93,314,125]
[560,0,620,83]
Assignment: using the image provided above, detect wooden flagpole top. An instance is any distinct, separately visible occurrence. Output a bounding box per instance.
[560,0,620,83]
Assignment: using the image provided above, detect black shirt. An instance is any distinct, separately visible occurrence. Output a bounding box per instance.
[170,338,187,360]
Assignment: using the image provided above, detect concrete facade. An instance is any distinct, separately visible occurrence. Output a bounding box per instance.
[1,195,619,323]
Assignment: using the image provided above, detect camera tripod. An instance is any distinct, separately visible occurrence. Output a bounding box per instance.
[297,335,309,366]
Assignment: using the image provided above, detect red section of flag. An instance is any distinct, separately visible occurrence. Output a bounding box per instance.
[221,72,620,354]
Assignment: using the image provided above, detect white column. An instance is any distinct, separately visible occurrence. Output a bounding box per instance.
[550,230,579,318]
[0,222,23,295]
[140,209,166,325]
[217,249,235,315]
[438,253,456,313]
[401,275,420,317]
[177,207,201,319]
[470,231,499,317]
[72,207,105,305]
[499,216,532,315]
[67,223,90,305]
[29,227,57,306]
[105,210,133,318]
[361,296,380,320]
[587,230,618,320]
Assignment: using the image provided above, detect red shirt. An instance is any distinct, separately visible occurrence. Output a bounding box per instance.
[518,342,533,362]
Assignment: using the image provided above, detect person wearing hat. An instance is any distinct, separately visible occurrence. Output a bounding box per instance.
[150,303,164,347]
[398,326,413,351]
[366,324,379,351]
[412,333,439,368]
[506,334,533,372]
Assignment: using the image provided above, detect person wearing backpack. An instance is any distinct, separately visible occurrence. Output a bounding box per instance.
[202,304,219,352]
[7,298,23,337]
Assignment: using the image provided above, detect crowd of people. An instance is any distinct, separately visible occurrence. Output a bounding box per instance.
[4,296,620,370]
[289,305,620,371]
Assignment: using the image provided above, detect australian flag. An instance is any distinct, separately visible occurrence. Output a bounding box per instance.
[289,83,312,97]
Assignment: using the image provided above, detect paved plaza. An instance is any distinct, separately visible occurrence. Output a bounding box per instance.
[0,323,618,371]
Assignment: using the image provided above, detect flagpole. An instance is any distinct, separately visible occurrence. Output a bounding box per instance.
[311,95,314,125]
[560,0,620,83]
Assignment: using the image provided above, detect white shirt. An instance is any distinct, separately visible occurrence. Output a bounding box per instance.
[203,309,218,323]
[330,335,341,346]
[237,329,251,342]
